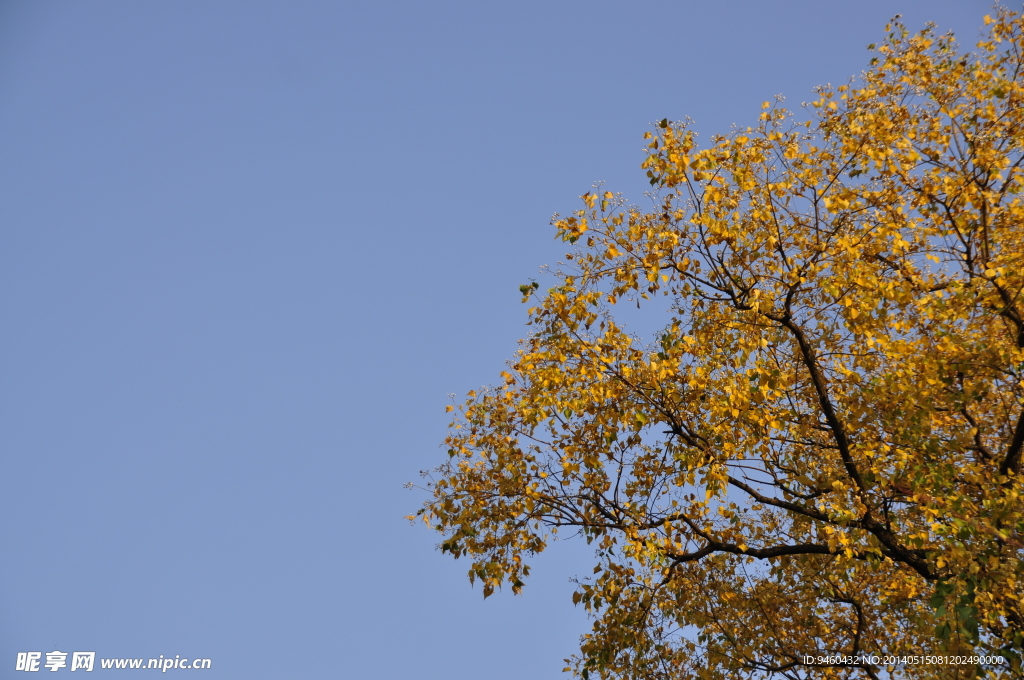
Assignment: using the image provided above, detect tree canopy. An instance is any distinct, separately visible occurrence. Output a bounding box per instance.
[414,9,1024,679]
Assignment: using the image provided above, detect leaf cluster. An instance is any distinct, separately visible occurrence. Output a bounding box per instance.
[416,9,1024,679]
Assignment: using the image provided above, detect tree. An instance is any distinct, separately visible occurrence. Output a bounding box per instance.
[414,9,1024,679]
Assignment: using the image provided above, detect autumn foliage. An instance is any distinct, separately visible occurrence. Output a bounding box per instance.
[415,9,1024,679]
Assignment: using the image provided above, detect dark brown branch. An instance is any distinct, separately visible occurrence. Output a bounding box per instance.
[763,309,867,492]
[668,540,834,563]
[1000,407,1024,476]
[727,475,835,524]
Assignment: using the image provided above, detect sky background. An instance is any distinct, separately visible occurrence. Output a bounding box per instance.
[0,1,992,678]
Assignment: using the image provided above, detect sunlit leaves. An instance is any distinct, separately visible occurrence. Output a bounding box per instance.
[417,8,1024,680]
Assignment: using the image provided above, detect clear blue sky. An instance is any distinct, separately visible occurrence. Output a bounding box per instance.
[0,1,990,677]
